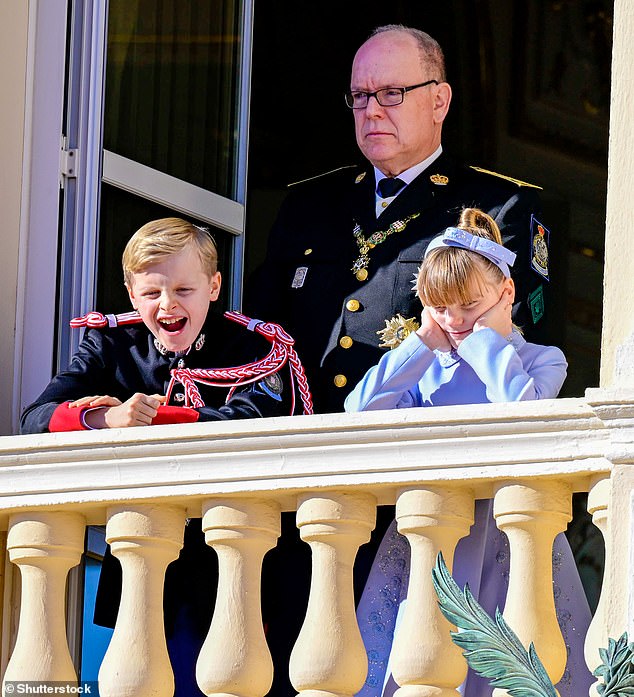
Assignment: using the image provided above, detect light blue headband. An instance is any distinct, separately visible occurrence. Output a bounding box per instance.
[425,227,516,278]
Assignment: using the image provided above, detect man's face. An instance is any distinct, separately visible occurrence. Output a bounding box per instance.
[126,243,221,352]
[350,31,451,176]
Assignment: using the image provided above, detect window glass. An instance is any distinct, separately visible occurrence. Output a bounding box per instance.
[104,0,242,198]
[97,184,233,313]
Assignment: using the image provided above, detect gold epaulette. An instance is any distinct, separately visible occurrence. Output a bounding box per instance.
[469,166,543,190]
[288,165,360,187]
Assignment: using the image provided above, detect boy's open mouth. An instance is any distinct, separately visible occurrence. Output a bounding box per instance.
[159,317,187,333]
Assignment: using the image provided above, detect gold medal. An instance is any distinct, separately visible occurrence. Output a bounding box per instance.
[377,315,421,349]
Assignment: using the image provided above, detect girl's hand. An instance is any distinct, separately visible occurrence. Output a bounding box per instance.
[473,287,513,337]
[84,393,165,429]
[417,307,451,352]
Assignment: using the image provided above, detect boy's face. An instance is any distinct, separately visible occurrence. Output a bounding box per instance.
[126,243,221,352]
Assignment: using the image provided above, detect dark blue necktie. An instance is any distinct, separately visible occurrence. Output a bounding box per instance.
[377,177,406,198]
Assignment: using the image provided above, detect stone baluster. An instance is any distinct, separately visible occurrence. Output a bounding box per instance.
[290,491,376,697]
[493,480,571,693]
[584,476,610,696]
[98,504,185,697]
[196,498,280,697]
[390,487,474,697]
[3,512,85,684]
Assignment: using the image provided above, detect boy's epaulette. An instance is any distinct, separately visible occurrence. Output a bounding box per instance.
[469,166,543,190]
[288,165,360,187]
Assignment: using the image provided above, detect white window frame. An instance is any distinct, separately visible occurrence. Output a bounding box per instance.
[12,0,69,432]
[14,0,254,431]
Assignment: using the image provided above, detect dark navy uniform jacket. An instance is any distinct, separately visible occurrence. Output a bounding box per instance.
[20,310,288,434]
[19,310,292,697]
[245,154,555,697]
[245,152,552,415]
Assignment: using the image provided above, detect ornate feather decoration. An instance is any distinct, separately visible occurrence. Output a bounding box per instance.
[431,552,557,697]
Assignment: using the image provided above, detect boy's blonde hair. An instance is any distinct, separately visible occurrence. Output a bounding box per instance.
[122,218,218,285]
[417,208,506,307]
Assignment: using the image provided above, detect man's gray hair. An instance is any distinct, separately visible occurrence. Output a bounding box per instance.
[370,24,447,83]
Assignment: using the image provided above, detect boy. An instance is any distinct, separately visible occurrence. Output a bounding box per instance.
[20,217,309,697]
[21,217,300,434]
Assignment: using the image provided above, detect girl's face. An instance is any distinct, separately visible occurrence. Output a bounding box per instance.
[427,277,512,348]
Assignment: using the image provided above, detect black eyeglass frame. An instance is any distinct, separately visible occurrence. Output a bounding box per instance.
[344,80,439,109]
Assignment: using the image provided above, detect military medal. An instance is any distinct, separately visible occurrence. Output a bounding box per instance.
[351,213,420,280]
[377,315,421,349]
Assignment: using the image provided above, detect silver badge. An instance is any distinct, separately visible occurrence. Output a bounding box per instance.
[291,266,308,288]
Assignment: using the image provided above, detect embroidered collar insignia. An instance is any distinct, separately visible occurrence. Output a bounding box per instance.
[154,333,205,356]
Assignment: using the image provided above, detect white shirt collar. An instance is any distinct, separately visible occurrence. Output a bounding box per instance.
[374,145,443,190]
[374,146,443,216]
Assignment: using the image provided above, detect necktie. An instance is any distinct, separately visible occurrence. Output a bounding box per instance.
[377,177,406,198]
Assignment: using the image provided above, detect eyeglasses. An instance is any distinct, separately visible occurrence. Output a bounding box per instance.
[344,80,439,109]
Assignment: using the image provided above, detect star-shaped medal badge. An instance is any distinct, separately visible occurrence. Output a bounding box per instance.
[377,314,420,349]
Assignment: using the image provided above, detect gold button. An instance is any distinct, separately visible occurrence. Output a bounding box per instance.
[339,335,353,349]
[304,248,312,255]
[346,299,360,312]
[334,374,347,388]
[355,269,368,281]
[381,201,388,208]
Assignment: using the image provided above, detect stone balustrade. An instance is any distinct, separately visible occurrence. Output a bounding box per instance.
[0,389,633,696]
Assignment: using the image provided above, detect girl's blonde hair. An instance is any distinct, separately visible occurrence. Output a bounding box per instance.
[416,208,506,307]
[122,218,217,285]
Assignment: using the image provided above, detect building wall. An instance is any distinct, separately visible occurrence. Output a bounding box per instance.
[0,1,29,435]
[601,0,634,387]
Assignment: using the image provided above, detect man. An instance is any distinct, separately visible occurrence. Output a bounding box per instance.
[246,24,551,415]
[249,25,553,696]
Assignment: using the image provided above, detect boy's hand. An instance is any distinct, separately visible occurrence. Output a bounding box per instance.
[416,307,451,352]
[69,395,122,409]
[473,287,513,337]
[84,393,165,429]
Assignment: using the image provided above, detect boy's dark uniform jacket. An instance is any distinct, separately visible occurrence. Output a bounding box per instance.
[246,152,553,415]
[20,311,289,434]
[20,311,292,688]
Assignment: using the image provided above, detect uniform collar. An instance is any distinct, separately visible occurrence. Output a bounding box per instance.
[373,145,443,190]
[153,332,206,357]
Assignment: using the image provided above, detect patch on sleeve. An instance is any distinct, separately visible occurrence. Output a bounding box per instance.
[528,284,545,324]
[257,373,284,401]
[530,216,550,281]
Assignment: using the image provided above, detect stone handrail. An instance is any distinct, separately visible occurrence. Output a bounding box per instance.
[0,389,632,696]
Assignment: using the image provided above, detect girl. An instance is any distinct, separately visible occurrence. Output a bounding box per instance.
[345,208,592,696]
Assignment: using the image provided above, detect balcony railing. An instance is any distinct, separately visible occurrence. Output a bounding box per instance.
[1,387,632,697]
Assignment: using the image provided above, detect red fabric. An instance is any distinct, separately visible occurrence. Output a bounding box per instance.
[151,405,200,425]
[48,402,88,432]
